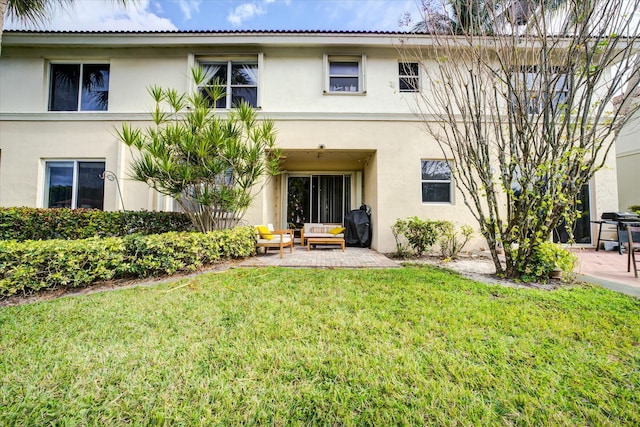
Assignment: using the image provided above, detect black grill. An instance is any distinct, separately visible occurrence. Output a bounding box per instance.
[595,212,640,253]
[601,212,640,221]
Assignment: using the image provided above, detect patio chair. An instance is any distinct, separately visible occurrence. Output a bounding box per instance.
[255,224,293,258]
[626,225,640,278]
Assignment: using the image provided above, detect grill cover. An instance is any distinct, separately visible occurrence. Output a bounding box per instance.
[344,205,372,248]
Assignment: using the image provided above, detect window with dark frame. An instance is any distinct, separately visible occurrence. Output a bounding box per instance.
[49,64,110,111]
[399,62,419,92]
[513,65,569,114]
[45,161,105,209]
[421,160,452,203]
[198,61,258,108]
[328,60,360,92]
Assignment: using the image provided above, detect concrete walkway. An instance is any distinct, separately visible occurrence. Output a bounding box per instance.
[572,248,640,298]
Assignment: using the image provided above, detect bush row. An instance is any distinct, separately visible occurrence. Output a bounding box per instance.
[392,216,473,259]
[0,227,256,296]
[0,207,194,241]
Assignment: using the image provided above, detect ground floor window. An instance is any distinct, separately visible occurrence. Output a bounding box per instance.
[45,161,105,209]
[421,160,452,203]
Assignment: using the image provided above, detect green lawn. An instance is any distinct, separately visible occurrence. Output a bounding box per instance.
[1,266,639,426]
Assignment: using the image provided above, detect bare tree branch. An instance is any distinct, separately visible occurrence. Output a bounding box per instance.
[399,0,640,279]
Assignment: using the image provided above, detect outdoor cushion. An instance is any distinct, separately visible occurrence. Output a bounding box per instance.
[328,227,345,235]
[256,225,274,240]
[256,235,292,244]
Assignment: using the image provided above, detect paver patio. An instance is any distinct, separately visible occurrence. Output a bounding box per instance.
[572,247,640,297]
[240,245,398,268]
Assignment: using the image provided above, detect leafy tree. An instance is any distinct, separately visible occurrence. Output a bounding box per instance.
[400,0,640,279]
[117,67,281,232]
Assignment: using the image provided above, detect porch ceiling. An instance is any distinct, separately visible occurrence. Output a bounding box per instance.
[279,149,374,171]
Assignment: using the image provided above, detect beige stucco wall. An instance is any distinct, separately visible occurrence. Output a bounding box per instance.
[616,112,640,211]
[0,58,46,112]
[0,120,151,210]
[261,47,416,114]
[108,57,190,113]
[241,119,484,253]
[616,152,640,211]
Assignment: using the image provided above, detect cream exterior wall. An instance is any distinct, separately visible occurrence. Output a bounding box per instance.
[243,119,482,253]
[0,32,623,253]
[0,120,153,210]
[0,58,45,112]
[616,111,640,211]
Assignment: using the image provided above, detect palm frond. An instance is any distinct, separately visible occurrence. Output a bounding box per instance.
[6,0,130,25]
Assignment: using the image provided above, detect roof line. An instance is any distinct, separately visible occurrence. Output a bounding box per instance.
[2,29,411,35]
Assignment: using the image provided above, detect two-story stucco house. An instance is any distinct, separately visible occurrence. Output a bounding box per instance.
[0,30,621,252]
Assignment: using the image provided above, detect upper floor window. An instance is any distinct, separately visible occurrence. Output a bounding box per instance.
[324,54,366,94]
[421,160,452,203]
[198,61,258,108]
[45,160,105,209]
[49,64,110,111]
[399,62,419,92]
[514,66,569,114]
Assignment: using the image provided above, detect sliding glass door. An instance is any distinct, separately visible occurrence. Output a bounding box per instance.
[287,174,352,228]
[553,184,592,244]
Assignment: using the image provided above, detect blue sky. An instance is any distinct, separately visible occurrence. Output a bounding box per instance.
[4,0,424,32]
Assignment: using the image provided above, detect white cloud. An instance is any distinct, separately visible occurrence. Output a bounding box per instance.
[227,2,267,26]
[324,0,417,31]
[226,0,293,27]
[4,0,178,31]
[350,0,416,30]
[177,0,201,20]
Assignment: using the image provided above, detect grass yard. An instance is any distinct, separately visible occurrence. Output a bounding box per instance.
[1,266,639,426]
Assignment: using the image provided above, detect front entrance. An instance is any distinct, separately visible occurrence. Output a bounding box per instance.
[287,174,352,229]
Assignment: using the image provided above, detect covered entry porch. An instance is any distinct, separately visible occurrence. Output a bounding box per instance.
[278,149,375,231]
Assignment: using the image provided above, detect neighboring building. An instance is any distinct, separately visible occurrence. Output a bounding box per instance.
[0,30,621,252]
[616,109,640,212]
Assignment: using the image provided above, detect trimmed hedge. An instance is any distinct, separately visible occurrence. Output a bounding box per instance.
[0,207,194,241]
[0,227,256,296]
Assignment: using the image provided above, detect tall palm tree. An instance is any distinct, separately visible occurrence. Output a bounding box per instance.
[0,0,130,54]
[412,0,570,34]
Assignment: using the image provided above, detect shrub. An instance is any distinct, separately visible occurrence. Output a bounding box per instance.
[0,226,256,296]
[0,207,193,241]
[0,237,128,295]
[439,222,474,260]
[517,241,577,282]
[629,205,640,215]
[392,217,445,257]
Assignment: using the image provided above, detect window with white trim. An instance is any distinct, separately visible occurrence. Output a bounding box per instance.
[421,160,452,203]
[513,66,569,114]
[45,161,105,209]
[324,54,366,93]
[198,61,258,108]
[399,62,419,92]
[48,63,110,111]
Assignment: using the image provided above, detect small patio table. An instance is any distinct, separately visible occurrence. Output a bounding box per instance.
[306,237,345,252]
